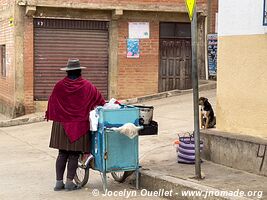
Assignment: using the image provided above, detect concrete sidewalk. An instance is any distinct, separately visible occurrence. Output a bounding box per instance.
[139,145,266,200]
[137,89,267,200]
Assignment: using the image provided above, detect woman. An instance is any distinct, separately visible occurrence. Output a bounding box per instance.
[46,59,105,191]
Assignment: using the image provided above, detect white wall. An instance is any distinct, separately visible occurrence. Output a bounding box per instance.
[218,0,267,36]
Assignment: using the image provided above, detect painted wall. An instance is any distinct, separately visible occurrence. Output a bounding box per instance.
[218,0,267,36]
[217,0,267,138]
[0,0,16,117]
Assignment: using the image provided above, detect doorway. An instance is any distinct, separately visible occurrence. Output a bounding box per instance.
[159,22,192,92]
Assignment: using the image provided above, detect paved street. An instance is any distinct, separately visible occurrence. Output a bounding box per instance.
[0,121,167,200]
[0,89,216,200]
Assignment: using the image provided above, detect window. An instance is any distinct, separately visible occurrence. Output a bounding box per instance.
[264,0,267,25]
[0,45,6,77]
[160,22,191,38]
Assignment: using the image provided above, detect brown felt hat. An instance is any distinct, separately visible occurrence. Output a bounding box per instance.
[60,59,86,71]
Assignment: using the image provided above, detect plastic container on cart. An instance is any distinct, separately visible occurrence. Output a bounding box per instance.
[90,106,140,191]
[134,105,154,125]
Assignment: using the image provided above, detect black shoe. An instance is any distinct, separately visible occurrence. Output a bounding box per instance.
[65,181,81,191]
[54,180,65,191]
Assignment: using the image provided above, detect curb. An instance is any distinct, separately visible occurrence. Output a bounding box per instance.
[0,81,216,128]
[122,81,216,104]
[0,114,45,127]
[139,169,251,200]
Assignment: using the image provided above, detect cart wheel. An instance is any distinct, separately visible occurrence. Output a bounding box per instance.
[74,155,90,187]
[111,171,134,183]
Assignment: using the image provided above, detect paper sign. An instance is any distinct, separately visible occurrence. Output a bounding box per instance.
[185,0,196,21]
[129,22,149,39]
[207,34,217,76]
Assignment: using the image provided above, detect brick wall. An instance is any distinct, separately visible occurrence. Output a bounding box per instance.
[209,0,218,33]
[0,18,15,116]
[117,19,159,99]
[24,17,35,114]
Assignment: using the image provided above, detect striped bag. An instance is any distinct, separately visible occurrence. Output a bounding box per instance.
[177,133,204,164]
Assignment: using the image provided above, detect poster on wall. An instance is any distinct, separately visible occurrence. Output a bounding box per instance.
[207,34,217,76]
[129,22,149,39]
[264,0,267,25]
[127,39,140,58]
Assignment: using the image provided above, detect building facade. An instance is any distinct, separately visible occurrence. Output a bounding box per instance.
[207,0,218,34]
[0,0,211,118]
[217,0,267,138]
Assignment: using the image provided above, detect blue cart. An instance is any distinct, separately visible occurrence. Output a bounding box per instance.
[74,106,140,191]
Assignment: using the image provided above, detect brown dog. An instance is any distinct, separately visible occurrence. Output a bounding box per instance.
[199,97,216,129]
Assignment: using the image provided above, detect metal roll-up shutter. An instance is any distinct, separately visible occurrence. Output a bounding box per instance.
[34,18,109,100]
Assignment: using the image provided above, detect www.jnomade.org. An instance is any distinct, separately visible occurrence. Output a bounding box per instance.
[96,189,263,199]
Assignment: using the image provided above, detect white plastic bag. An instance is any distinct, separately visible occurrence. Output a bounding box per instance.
[103,98,121,110]
[108,123,142,139]
[89,109,99,131]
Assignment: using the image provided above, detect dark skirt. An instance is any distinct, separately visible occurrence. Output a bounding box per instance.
[49,121,90,153]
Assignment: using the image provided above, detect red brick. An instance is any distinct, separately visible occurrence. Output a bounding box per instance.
[117,18,159,99]
[0,18,15,107]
